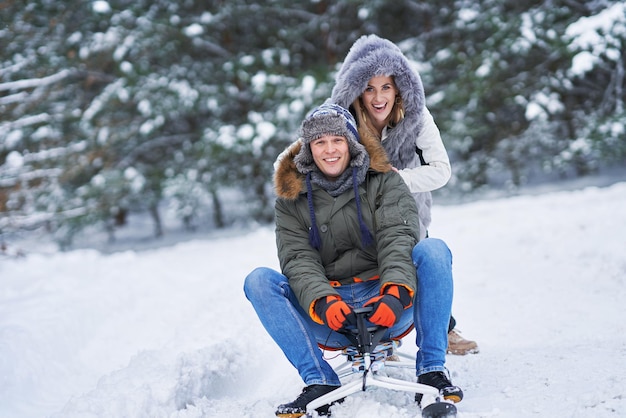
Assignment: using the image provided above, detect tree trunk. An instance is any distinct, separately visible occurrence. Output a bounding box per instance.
[149,204,163,237]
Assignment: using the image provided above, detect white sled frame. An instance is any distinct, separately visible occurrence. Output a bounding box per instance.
[306,308,442,413]
[306,349,440,412]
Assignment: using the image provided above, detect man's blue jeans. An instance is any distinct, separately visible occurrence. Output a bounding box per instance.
[243,238,453,385]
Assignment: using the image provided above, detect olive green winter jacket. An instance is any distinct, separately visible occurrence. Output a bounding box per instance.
[272,133,421,321]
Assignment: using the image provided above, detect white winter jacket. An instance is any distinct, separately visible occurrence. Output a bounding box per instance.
[387,107,451,193]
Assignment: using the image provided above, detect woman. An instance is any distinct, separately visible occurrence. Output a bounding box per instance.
[330,34,478,355]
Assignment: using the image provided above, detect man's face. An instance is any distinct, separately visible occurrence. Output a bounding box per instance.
[310,135,351,180]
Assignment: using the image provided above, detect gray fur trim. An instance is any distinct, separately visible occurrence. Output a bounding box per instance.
[331,34,426,169]
[331,34,433,236]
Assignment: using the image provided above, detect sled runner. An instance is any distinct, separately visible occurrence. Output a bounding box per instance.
[306,307,458,418]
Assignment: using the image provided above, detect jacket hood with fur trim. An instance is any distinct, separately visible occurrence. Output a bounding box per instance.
[330,34,426,170]
[273,133,392,200]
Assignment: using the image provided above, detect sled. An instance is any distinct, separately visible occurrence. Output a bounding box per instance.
[306,307,457,418]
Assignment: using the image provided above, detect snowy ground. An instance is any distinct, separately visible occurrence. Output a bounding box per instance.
[1,181,625,418]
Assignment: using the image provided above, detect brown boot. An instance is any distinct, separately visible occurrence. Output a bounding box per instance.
[447,329,479,355]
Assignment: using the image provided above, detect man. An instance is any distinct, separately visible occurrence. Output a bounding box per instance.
[244,103,462,417]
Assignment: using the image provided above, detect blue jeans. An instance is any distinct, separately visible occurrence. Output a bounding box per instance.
[243,238,453,385]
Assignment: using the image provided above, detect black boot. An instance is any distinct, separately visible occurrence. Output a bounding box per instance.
[415,371,463,405]
[275,384,342,417]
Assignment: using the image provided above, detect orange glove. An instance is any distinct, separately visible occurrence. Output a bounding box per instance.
[314,295,356,331]
[365,285,412,328]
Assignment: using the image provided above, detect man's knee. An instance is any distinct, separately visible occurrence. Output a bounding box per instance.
[243,266,275,300]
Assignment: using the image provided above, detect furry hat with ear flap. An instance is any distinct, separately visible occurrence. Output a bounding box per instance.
[293,103,366,175]
[272,104,392,203]
[330,34,426,170]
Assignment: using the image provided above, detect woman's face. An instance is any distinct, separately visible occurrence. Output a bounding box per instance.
[310,135,351,180]
[361,75,398,130]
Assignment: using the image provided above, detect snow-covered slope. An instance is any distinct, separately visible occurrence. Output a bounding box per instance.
[1,183,625,418]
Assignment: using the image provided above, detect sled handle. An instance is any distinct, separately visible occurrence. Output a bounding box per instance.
[341,306,388,355]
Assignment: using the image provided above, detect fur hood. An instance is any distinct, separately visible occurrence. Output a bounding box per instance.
[273,132,392,200]
[330,34,426,169]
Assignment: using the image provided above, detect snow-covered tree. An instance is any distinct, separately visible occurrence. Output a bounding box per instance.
[1,0,624,248]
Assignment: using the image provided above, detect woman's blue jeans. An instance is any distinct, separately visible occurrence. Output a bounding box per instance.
[243,238,453,385]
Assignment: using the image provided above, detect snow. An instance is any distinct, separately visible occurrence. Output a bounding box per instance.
[92,1,111,14]
[183,24,204,38]
[566,3,626,76]
[2,182,626,418]
[0,69,74,93]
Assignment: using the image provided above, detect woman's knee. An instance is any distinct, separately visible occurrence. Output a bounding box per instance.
[412,238,451,265]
